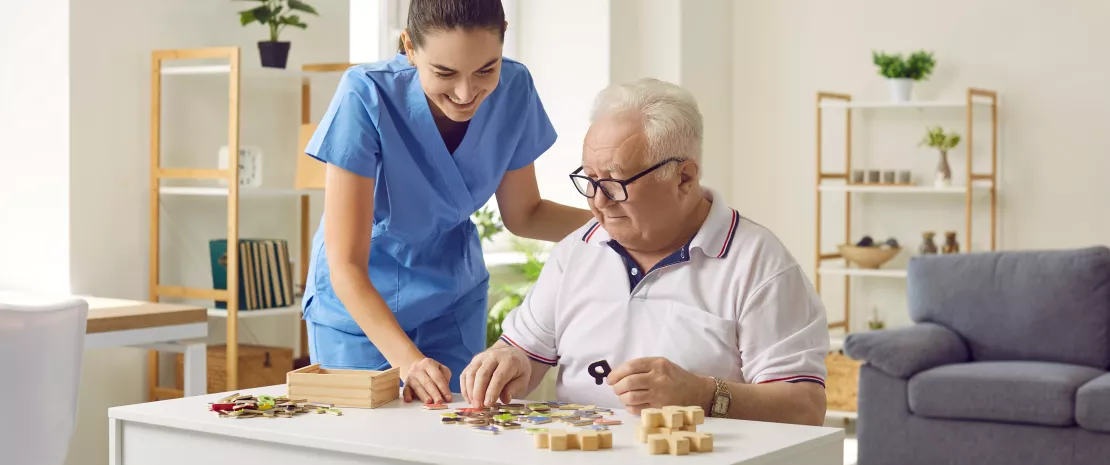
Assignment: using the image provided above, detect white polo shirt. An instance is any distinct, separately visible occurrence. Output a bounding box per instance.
[498,188,830,409]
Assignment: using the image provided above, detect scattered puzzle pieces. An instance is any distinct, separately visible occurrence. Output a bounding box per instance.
[533,429,613,451]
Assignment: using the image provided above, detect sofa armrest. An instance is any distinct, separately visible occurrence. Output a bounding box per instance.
[843,322,969,379]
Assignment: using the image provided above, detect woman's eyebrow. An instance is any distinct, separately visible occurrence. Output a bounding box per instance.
[430,58,500,73]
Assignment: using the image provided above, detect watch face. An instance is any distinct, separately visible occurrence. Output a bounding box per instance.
[713,397,729,414]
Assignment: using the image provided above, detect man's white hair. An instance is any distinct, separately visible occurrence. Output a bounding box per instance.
[589,78,703,177]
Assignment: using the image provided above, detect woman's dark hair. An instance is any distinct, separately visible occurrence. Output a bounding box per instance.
[397,0,506,54]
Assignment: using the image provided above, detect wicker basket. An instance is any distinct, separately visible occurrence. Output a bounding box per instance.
[825,351,862,412]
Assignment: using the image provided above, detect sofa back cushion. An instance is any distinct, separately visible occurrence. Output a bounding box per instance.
[907,246,1110,369]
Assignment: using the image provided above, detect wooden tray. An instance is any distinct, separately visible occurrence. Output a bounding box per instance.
[286,364,400,408]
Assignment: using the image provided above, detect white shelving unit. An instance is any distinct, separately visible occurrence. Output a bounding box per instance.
[815,89,1000,420]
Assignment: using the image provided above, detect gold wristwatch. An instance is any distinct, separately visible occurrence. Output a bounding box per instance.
[709,376,731,418]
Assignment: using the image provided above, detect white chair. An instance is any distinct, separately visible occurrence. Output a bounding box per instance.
[0,292,88,465]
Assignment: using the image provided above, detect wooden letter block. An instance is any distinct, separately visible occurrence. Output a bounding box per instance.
[550,431,568,451]
[598,430,613,449]
[578,431,599,451]
[534,432,550,449]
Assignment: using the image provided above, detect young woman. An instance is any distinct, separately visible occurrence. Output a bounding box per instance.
[302,0,591,405]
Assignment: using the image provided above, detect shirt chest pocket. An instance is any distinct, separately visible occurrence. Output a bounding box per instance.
[655,302,738,376]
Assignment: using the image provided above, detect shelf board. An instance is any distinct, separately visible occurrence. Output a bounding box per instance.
[208,302,301,319]
[818,183,991,194]
[161,65,232,75]
[159,186,319,197]
[819,99,991,109]
[818,266,908,278]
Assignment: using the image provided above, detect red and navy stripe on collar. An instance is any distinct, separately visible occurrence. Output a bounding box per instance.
[716,209,740,258]
[759,375,826,388]
[582,221,602,243]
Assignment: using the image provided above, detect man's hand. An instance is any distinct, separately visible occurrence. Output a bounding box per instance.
[607,357,716,415]
[459,345,532,408]
[401,357,453,404]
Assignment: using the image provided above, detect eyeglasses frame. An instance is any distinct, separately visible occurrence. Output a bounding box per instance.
[568,157,686,202]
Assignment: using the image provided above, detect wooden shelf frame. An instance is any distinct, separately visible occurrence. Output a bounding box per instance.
[814,88,1000,332]
[147,48,347,400]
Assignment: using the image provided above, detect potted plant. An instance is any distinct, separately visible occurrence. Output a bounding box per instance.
[872,50,936,102]
[919,126,961,187]
[236,0,318,69]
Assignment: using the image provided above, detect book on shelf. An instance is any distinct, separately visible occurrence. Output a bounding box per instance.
[209,239,295,310]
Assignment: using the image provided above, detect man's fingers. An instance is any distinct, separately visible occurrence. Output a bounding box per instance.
[500,373,528,405]
[409,376,431,404]
[610,372,652,395]
[472,359,498,408]
[414,370,443,404]
[607,357,656,385]
[623,403,650,415]
[485,364,512,406]
[403,384,413,403]
[439,362,454,403]
[618,388,652,407]
[459,364,472,405]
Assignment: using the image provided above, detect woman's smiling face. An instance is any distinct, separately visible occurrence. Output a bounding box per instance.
[404,27,504,122]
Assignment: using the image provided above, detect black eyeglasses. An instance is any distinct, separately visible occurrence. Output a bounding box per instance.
[569,157,685,202]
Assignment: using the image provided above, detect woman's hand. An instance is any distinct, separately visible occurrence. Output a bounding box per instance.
[401,357,453,404]
[607,357,715,415]
[459,345,532,408]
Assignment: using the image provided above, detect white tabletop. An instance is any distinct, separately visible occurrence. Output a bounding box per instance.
[108,385,843,465]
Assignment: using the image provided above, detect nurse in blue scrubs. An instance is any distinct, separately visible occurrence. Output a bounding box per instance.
[302,0,592,405]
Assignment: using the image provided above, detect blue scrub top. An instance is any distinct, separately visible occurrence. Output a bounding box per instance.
[301,53,557,356]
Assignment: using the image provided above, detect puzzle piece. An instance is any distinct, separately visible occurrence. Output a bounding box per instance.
[422,403,448,410]
[645,431,714,455]
[594,418,621,426]
[664,406,705,426]
[641,406,705,429]
[533,429,613,452]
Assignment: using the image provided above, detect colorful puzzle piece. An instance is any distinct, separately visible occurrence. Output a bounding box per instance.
[533,429,613,452]
[422,403,448,410]
[473,425,500,434]
[594,419,621,426]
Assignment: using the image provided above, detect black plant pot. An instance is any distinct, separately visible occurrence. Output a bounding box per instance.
[258,41,291,69]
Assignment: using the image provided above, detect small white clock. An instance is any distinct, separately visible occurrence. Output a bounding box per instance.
[218,145,263,188]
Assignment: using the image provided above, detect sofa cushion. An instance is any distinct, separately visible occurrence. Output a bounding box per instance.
[906,246,1110,369]
[908,361,1104,426]
[1077,372,1110,433]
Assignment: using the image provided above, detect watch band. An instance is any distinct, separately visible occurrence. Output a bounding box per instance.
[709,376,732,418]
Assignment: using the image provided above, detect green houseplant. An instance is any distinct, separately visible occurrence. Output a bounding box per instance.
[470,206,547,348]
[872,50,936,102]
[235,0,318,68]
[919,126,961,187]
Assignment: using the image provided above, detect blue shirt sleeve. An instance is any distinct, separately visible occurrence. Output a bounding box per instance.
[506,70,557,172]
[305,68,382,179]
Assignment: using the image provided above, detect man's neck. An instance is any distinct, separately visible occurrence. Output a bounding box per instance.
[624,195,713,271]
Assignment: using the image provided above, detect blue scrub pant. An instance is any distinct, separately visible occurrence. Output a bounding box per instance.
[305,284,488,394]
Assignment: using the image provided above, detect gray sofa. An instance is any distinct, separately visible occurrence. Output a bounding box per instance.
[843,246,1110,465]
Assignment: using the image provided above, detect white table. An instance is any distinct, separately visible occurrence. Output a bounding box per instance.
[108,385,844,465]
[83,296,208,397]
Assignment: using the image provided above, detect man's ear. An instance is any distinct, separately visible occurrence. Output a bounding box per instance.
[678,161,699,194]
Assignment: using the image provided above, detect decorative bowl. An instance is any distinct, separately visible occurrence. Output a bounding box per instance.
[838,244,901,269]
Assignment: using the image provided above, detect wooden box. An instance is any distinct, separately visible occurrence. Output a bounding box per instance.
[174,344,293,394]
[825,351,862,412]
[286,364,400,408]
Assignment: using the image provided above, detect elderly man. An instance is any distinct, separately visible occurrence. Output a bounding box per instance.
[460,78,829,426]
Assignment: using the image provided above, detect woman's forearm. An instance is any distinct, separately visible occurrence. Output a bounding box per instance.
[517,200,594,242]
[330,262,423,369]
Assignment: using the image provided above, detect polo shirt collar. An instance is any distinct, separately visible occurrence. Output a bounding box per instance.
[580,187,741,259]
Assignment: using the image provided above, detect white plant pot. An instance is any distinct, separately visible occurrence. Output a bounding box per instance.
[887,78,914,103]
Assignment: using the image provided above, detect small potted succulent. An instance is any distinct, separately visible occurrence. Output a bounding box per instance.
[919,126,961,187]
[872,50,936,102]
[236,0,319,69]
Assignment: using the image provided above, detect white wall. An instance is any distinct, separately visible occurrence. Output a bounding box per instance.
[0,0,71,295]
[62,1,349,464]
[732,0,1110,331]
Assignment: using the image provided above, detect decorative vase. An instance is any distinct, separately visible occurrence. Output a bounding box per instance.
[919,232,938,255]
[942,231,960,254]
[935,149,952,187]
[887,78,914,102]
[258,41,291,69]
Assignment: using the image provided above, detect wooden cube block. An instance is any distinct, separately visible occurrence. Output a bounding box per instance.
[662,409,684,428]
[636,425,672,443]
[680,424,697,432]
[565,431,580,450]
[667,435,690,455]
[664,406,705,425]
[641,408,665,427]
[647,434,670,455]
[550,431,568,451]
[674,432,714,452]
[598,430,613,449]
[578,431,599,451]
[534,432,550,449]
